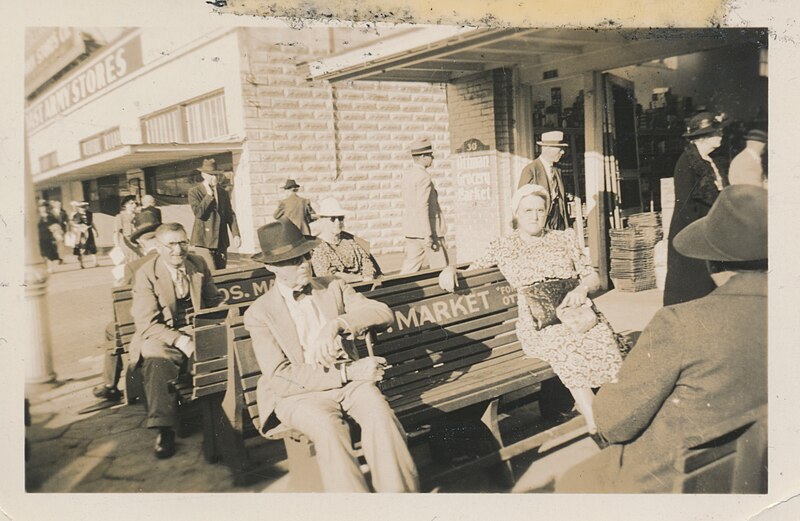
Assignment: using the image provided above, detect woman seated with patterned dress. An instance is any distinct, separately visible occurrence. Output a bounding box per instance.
[311,197,380,283]
[439,184,624,436]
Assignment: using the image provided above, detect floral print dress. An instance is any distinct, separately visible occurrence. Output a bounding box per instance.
[469,229,623,388]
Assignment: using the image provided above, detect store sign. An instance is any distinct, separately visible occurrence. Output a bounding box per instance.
[26,35,144,132]
[25,28,86,97]
[455,152,493,202]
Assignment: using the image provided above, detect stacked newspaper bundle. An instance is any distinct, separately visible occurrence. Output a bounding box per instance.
[609,212,663,292]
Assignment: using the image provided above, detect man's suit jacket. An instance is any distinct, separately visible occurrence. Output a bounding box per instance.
[188,183,240,250]
[561,272,767,493]
[401,164,447,239]
[518,157,568,230]
[129,253,223,364]
[243,276,393,432]
[274,193,315,235]
[140,205,162,223]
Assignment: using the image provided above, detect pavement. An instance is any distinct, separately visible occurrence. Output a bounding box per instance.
[24,251,663,493]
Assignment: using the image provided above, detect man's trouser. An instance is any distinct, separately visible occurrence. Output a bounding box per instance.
[400,236,449,274]
[140,339,189,429]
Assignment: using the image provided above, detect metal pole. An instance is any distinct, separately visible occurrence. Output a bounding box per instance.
[24,126,56,384]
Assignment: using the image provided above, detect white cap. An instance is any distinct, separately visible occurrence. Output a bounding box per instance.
[318,197,348,217]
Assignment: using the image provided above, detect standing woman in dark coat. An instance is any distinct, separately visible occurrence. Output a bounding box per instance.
[663,112,730,306]
[71,201,98,269]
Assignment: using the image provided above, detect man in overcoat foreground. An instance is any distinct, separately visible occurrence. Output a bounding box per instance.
[131,222,224,458]
[557,185,767,493]
[244,219,419,492]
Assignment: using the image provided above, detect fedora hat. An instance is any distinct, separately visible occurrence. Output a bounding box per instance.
[744,129,768,143]
[252,219,321,263]
[282,178,301,190]
[317,197,348,217]
[197,158,222,174]
[683,111,731,138]
[129,209,162,243]
[674,185,767,262]
[537,130,568,148]
[410,137,433,156]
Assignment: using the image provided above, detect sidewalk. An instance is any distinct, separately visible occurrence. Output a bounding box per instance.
[25,255,662,493]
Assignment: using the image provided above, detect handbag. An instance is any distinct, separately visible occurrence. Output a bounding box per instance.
[556,301,598,335]
[520,278,579,330]
[63,230,77,248]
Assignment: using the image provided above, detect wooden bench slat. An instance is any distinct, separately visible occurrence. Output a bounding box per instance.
[194,324,229,361]
[192,381,228,398]
[193,357,227,374]
[234,339,261,379]
[194,368,229,387]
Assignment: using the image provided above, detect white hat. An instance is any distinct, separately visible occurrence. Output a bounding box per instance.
[511,184,550,215]
[318,197,348,217]
[537,130,569,147]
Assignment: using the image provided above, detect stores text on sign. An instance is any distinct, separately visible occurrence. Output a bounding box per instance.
[26,35,144,132]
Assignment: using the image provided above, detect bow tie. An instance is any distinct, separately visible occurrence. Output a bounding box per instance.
[292,285,312,300]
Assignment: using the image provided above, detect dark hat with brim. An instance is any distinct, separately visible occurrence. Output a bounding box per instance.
[674,185,767,262]
[130,210,162,243]
[745,129,768,143]
[282,179,301,190]
[683,111,732,138]
[198,158,223,174]
[251,219,321,263]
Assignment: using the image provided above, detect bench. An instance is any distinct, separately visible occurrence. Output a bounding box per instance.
[215,266,568,489]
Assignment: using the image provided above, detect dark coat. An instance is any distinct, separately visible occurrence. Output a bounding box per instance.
[518,157,569,230]
[188,183,240,251]
[663,143,723,305]
[557,272,767,493]
[140,205,162,223]
[273,193,316,236]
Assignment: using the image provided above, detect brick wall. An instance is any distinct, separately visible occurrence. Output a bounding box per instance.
[237,28,453,261]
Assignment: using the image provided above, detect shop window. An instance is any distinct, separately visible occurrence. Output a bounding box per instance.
[38,151,58,172]
[146,152,232,202]
[79,127,122,158]
[141,89,228,144]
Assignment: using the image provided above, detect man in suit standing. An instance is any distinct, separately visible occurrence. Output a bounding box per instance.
[273,178,317,235]
[140,194,162,222]
[244,219,418,492]
[400,137,450,274]
[188,158,241,270]
[131,222,224,458]
[518,130,571,231]
[557,185,767,493]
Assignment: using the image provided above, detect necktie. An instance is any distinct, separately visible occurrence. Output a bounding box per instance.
[175,268,189,299]
[292,284,312,300]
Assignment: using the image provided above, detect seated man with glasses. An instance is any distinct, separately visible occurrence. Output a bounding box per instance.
[311,197,380,283]
[130,222,223,458]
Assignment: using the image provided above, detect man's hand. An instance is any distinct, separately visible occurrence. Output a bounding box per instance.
[311,319,346,368]
[232,236,241,249]
[346,357,387,382]
[429,236,440,252]
[438,265,459,293]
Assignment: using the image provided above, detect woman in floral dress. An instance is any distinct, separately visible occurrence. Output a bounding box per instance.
[439,184,623,434]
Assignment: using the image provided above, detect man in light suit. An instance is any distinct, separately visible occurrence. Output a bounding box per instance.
[131,222,224,458]
[188,158,241,270]
[244,219,418,492]
[518,130,570,231]
[557,185,767,493]
[400,137,450,274]
[273,178,317,235]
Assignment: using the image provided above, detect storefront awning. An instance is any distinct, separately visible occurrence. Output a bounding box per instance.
[33,141,244,188]
[307,27,763,84]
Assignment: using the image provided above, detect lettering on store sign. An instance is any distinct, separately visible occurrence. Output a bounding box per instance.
[25,28,86,95]
[217,276,272,305]
[455,153,492,202]
[26,36,144,132]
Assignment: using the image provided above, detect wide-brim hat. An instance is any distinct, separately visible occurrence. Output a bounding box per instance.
[744,129,768,143]
[683,111,732,138]
[537,130,569,147]
[674,185,767,262]
[251,219,321,263]
[197,158,223,174]
[410,138,433,156]
[282,178,301,190]
[130,210,162,243]
[317,197,348,217]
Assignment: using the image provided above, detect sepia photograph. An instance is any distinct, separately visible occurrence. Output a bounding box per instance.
[3,0,797,519]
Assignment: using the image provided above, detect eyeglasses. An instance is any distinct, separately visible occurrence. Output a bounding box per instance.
[159,240,189,250]
[327,216,345,222]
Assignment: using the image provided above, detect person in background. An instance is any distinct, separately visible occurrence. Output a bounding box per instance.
[49,199,69,234]
[88,210,164,408]
[729,129,767,188]
[37,204,62,272]
[113,195,142,263]
[400,137,451,274]
[557,185,767,493]
[188,158,241,270]
[518,130,571,231]
[273,178,317,235]
[244,219,418,492]
[130,223,223,458]
[140,194,162,221]
[71,201,98,269]
[663,111,730,306]
[311,197,379,283]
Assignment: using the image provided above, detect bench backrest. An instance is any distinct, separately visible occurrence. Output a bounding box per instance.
[229,266,551,433]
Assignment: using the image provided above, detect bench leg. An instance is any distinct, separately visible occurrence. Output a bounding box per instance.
[201,395,223,463]
[283,434,324,492]
[214,403,253,486]
[480,398,515,487]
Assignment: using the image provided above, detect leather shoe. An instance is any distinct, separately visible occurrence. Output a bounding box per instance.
[589,432,610,450]
[154,429,176,459]
[92,385,122,402]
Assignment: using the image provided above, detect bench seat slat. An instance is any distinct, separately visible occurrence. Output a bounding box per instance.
[371,271,506,308]
[194,324,229,361]
[193,368,229,387]
[192,381,228,398]
[193,357,227,374]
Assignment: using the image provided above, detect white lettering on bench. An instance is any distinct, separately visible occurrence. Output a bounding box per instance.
[393,290,492,332]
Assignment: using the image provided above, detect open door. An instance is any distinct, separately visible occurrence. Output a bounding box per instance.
[602,73,643,229]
